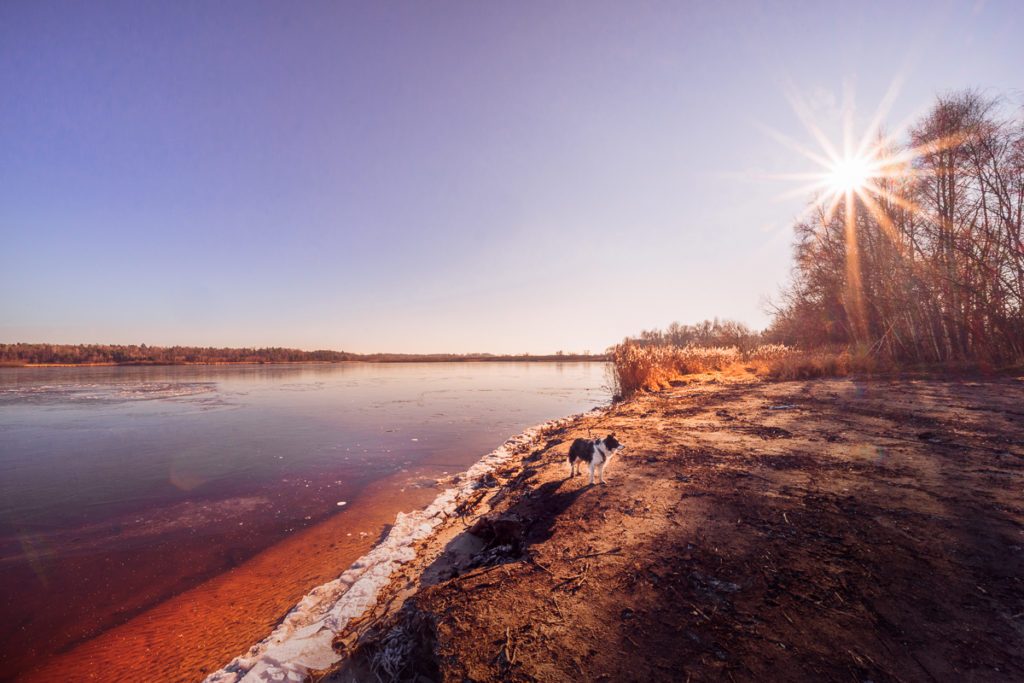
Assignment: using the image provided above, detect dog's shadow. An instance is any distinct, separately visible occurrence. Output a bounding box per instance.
[521,479,590,545]
[419,478,590,586]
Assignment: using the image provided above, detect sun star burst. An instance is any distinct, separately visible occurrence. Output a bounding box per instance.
[759,79,980,344]
[827,155,875,195]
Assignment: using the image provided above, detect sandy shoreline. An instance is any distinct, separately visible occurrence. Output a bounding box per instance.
[298,374,1024,682]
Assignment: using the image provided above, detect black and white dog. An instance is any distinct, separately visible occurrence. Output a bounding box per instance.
[568,433,624,485]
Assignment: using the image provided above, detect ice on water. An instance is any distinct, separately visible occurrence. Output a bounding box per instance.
[0,381,216,405]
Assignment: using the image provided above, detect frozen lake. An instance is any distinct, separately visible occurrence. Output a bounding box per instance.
[0,361,609,677]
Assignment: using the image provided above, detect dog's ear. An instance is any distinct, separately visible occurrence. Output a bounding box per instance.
[606,433,615,440]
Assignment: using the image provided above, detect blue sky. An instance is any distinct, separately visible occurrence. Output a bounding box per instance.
[2,1,1021,354]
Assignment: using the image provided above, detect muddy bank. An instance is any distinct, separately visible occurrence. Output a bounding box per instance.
[323,376,1024,682]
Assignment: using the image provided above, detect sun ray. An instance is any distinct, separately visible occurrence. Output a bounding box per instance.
[786,192,836,230]
[775,179,837,202]
[753,120,838,170]
[871,189,947,231]
[856,187,909,252]
[780,79,845,163]
[902,130,976,163]
[854,73,905,160]
[841,78,857,160]
[823,191,844,225]
[753,77,970,314]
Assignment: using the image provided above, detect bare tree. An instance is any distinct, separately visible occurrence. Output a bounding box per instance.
[769,89,1024,365]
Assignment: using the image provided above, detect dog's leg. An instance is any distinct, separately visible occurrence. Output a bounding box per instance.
[598,461,606,484]
[588,461,596,485]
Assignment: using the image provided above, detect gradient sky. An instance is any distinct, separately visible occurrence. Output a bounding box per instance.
[2,1,1021,354]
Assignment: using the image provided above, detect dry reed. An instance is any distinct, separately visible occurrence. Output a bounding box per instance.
[610,342,892,397]
[610,343,798,397]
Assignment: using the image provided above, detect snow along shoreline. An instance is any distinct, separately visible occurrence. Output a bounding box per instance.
[205,406,608,683]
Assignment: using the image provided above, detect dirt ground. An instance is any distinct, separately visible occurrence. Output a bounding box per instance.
[324,375,1024,682]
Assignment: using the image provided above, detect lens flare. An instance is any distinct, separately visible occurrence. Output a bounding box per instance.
[827,155,874,194]
[755,78,966,342]
[757,87,905,340]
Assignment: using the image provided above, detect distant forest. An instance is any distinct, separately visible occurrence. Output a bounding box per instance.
[0,343,603,366]
[626,318,765,351]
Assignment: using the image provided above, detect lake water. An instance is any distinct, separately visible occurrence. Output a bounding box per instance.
[0,361,609,679]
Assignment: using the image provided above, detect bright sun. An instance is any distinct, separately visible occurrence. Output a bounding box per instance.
[827,156,873,194]
[759,81,915,226]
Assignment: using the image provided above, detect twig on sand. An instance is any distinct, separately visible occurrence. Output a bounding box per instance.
[689,602,711,621]
[854,647,906,683]
[565,546,623,561]
[528,555,558,577]
[506,627,514,665]
[550,597,566,620]
[492,626,517,668]
[453,563,506,585]
[555,561,591,591]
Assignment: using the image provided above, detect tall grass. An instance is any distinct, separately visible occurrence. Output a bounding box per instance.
[609,342,891,398]
[610,343,792,397]
[759,349,891,380]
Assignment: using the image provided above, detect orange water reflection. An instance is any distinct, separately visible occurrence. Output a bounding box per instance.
[17,470,443,682]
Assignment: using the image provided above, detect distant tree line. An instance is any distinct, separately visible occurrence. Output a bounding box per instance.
[768,90,1024,365]
[625,318,766,352]
[0,344,355,365]
[0,343,604,366]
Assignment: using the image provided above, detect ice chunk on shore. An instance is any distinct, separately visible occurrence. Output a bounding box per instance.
[205,407,605,683]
